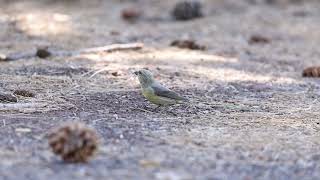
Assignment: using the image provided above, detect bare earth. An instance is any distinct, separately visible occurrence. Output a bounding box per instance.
[0,0,320,179]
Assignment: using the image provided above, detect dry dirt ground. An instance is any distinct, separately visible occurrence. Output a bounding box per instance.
[1,0,320,179]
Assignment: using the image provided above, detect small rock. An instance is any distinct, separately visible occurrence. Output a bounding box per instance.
[172,1,203,21]
[174,72,181,76]
[248,34,271,44]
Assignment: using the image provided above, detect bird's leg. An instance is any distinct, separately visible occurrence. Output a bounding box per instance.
[153,105,162,111]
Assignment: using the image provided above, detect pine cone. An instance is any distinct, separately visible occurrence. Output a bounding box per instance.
[302,66,320,77]
[48,122,98,163]
[172,1,203,21]
[121,8,142,22]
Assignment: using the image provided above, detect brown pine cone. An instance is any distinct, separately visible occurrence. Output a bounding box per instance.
[171,1,203,21]
[302,67,320,77]
[48,122,99,163]
[121,8,142,21]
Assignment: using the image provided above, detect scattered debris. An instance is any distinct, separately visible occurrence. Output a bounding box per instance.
[292,10,309,17]
[78,43,143,54]
[0,93,17,103]
[302,66,320,77]
[174,72,181,76]
[246,83,272,92]
[110,30,120,36]
[265,0,304,5]
[111,71,121,76]
[170,72,181,80]
[170,40,206,50]
[121,8,142,22]
[248,0,303,5]
[15,128,32,133]
[36,47,51,59]
[0,43,144,61]
[13,89,35,97]
[248,34,271,44]
[172,1,203,21]
[48,122,99,163]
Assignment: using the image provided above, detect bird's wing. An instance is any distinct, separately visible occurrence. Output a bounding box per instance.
[151,83,187,101]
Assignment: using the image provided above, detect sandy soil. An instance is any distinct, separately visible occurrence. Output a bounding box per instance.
[0,0,320,179]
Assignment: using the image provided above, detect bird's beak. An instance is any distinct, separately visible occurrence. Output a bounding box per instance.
[133,71,139,75]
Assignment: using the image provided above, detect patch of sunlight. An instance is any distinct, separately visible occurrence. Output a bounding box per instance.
[150,49,238,63]
[14,12,72,36]
[190,66,298,84]
[80,48,238,64]
[78,48,298,84]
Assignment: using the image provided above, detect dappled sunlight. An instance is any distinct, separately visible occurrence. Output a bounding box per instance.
[80,48,238,64]
[189,66,299,84]
[146,49,239,64]
[14,12,72,36]
[80,48,240,78]
[78,48,300,85]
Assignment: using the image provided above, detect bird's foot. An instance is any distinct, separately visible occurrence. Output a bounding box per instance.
[153,105,162,112]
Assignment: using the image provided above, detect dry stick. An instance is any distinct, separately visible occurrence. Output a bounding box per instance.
[0,43,144,61]
[88,67,109,78]
[0,103,47,111]
[0,50,37,61]
[74,43,144,55]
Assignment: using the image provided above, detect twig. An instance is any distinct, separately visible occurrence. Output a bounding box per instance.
[75,43,144,55]
[0,51,36,61]
[89,67,109,78]
[0,103,47,111]
[0,43,144,61]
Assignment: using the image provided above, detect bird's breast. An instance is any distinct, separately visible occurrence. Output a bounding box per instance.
[142,87,176,105]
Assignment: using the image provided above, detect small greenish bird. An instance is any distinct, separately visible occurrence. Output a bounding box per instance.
[134,69,188,106]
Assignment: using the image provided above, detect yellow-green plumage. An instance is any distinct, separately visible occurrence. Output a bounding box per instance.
[134,69,187,106]
[142,87,177,105]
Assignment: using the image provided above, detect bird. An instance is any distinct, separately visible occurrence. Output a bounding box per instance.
[134,69,188,106]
